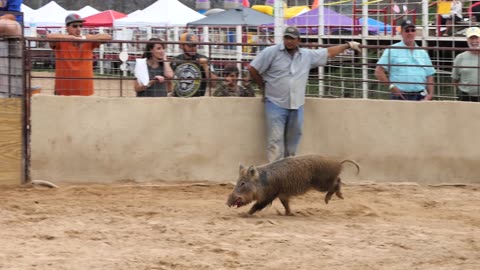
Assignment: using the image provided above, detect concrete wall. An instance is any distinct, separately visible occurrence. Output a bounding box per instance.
[30,95,480,184]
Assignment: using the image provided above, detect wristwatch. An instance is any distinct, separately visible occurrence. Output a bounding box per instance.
[389,84,396,90]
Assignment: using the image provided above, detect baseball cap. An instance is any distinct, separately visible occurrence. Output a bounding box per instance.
[179,33,198,43]
[65,13,85,25]
[466,27,480,38]
[400,20,415,30]
[284,26,300,38]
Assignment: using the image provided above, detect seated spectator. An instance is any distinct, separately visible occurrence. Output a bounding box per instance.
[440,0,463,36]
[213,65,255,97]
[0,0,22,36]
[471,0,480,22]
[134,38,174,97]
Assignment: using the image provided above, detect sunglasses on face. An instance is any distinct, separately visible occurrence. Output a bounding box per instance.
[404,28,416,33]
[71,24,83,28]
[186,44,197,48]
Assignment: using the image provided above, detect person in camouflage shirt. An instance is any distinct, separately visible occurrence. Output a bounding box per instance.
[213,65,255,97]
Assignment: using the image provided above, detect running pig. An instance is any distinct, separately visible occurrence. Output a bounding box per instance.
[226,155,359,216]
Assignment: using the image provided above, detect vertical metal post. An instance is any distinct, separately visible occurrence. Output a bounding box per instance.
[362,0,369,99]
[236,25,242,76]
[318,0,325,97]
[421,0,429,47]
[203,26,210,57]
[274,0,285,44]
[173,26,180,53]
[23,37,30,184]
[99,27,105,75]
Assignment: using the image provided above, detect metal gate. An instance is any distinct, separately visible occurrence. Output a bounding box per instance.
[0,36,27,185]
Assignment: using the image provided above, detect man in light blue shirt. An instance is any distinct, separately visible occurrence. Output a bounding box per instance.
[375,20,435,101]
[248,26,360,162]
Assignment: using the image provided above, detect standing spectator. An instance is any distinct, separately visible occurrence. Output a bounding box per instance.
[47,13,111,96]
[375,20,435,101]
[171,33,218,97]
[213,65,255,97]
[134,38,174,97]
[248,26,360,162]
[0,0,22,36]
[452,27,480,102]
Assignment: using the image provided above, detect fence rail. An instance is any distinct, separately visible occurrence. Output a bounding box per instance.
[19,37,480,100]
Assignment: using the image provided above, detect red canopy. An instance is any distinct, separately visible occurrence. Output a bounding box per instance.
[83,10,127,27]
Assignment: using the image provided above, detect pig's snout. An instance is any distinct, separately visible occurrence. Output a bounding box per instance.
[226,193,235,207]
[226,193,243,208]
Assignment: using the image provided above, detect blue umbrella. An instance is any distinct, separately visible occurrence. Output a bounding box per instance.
[359,18,392,33]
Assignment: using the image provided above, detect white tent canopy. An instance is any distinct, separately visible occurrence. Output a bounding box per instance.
[25,2,100,28]
[128,10,142,17]
[21,4,35,26]
[75,5,100,18]
[21,4,34,13]
[26,1,68,27]
[114,0,205,27]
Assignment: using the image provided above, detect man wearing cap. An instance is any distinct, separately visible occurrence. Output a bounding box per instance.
[171,32,218,97]
[46,13,112,96]
[452,27,480,102]
[248,26,361,162]
[375,20,435,101]
[0,0,22,36]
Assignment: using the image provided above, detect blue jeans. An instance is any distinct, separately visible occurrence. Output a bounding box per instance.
[265,99,304,162]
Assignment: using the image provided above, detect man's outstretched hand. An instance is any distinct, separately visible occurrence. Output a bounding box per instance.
[347,41,361,52]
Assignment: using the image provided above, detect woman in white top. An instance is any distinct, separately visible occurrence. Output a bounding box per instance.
[133,38,174,97]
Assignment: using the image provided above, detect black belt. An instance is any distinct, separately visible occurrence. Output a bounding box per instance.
[401,90,424,94]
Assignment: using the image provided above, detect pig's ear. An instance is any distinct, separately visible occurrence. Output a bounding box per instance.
[239,163,246,175]
[247,165,258,178]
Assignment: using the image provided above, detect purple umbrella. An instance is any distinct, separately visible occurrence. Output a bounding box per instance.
[285,7,377,35]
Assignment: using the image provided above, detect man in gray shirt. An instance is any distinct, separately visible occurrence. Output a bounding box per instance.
[452,27,480,102]
[248,26,360,162]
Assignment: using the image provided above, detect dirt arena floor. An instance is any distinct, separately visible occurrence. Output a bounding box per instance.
[0,182,479,270]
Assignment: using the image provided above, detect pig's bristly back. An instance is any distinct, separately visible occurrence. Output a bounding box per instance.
[256,155,342,195]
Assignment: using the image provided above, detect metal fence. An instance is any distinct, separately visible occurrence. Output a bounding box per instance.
[22,34,480,101]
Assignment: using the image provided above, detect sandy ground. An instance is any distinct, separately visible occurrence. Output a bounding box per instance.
[0,182,479,270]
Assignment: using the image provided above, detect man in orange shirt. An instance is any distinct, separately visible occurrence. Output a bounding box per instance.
[47,14,112,96]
